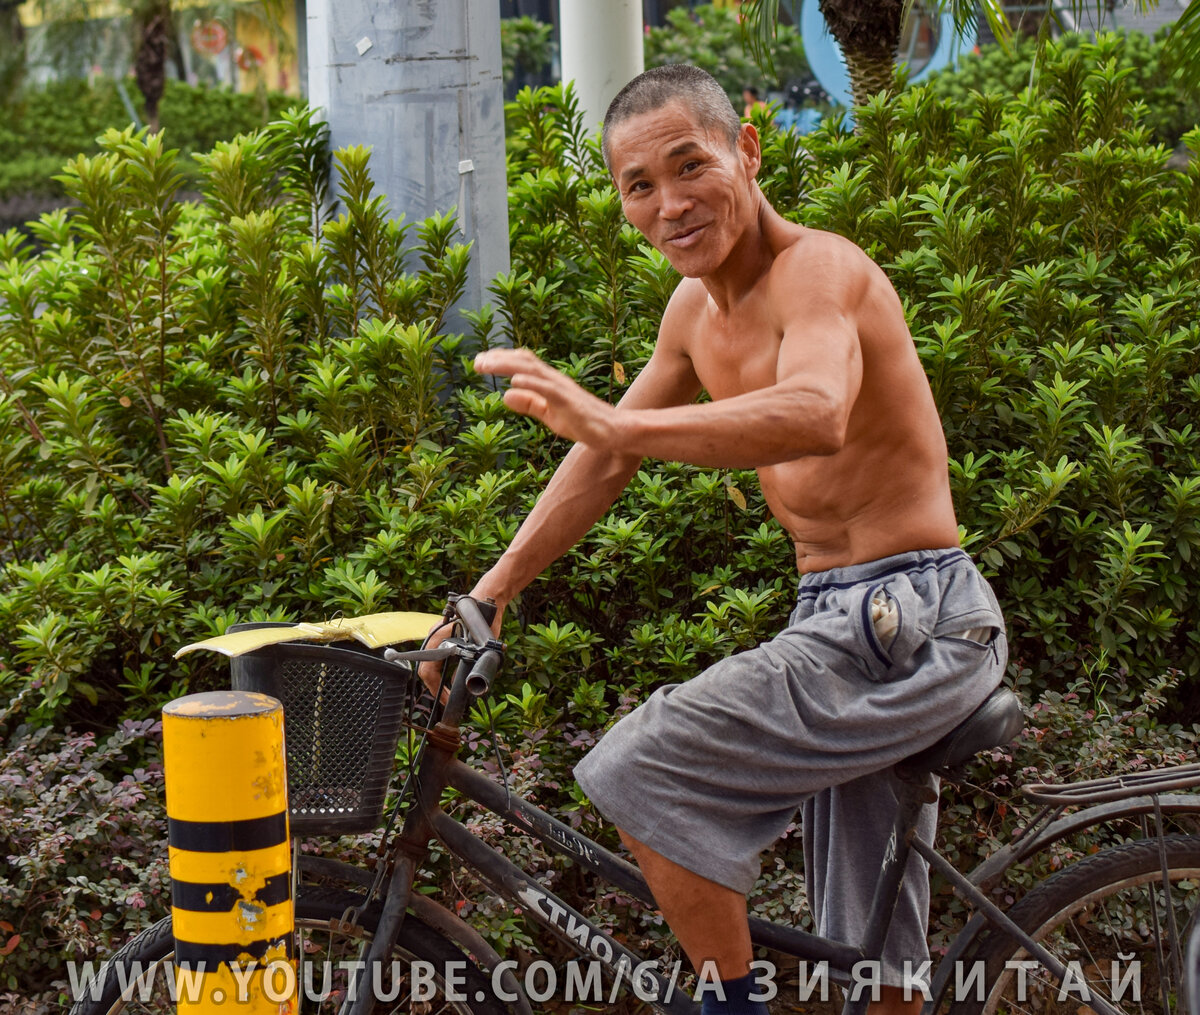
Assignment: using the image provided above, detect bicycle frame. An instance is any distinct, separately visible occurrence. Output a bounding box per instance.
[389,743,1137,1015]
[322,731,1061,1014]
[364,732,915,1015]
[318,598,1165,1015]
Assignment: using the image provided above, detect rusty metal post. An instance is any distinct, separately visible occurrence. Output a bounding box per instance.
[162,691,295,1012]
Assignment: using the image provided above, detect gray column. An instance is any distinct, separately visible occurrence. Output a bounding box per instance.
[560,0,644,131]
[306,0,510,313]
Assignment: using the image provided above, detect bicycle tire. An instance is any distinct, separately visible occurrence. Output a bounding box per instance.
[68,887,513,1015]
[952,835,1200,1015]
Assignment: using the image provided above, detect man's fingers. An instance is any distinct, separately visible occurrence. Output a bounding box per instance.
[417,619,456,704]
[418,666,450,705]
[474,348,546,377]
[475,347,606,446]
[475,351,574,404]
[503,387,549,418]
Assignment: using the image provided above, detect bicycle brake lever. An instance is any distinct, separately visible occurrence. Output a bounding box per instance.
[382,644,461,664]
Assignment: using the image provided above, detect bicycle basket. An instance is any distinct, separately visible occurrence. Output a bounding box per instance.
[229,625,411,835]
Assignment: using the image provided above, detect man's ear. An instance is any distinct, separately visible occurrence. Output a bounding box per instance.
[738,122,762,180]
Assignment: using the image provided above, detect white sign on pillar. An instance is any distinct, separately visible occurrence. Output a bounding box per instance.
[305,0,510,314]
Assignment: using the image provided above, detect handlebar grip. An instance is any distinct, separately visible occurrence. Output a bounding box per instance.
[465,648,503,697]
[455,595,497,647]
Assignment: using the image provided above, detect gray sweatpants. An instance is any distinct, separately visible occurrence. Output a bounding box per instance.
[574,548,1008,983]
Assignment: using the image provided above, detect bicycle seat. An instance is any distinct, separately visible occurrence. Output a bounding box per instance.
[899,686,1024,774]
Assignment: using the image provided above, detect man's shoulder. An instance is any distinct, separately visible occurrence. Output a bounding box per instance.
[762,228,876,322]
[666,275,709,305]
[661,277,709,325]
[769,225,875,280]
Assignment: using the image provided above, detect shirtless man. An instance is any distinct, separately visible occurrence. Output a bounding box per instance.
[432,65,1007,1015]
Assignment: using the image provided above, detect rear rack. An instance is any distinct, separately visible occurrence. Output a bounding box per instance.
[1023,760,1200,805]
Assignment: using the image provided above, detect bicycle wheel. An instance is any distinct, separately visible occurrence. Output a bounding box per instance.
[68,887,513,1014]
[957,835,1200,1015]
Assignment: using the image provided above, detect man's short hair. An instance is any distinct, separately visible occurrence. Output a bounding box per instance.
[601,65,741,172]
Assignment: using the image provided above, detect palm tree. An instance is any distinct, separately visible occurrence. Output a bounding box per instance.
[743,0,1200,111]
[9,0,182,124]
[130,0,172,131]
[807,0,908,108]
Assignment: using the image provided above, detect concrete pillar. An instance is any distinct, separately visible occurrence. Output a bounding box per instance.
[560,0,644,131]
[305,0,509,313]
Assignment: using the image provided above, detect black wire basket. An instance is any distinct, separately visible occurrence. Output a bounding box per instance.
[229,625,411,835]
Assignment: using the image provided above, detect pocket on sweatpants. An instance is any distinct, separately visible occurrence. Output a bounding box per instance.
[848,573,932,682]
[929,622,1008,687]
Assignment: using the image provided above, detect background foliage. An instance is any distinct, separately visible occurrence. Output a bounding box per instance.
[928,27,1200,149]
[498,5,812,108]
[499,14,554,99]
[0,693,165,1000]
[645,3,811,103]
[2,28,1200,1006]
[0,78,294,202]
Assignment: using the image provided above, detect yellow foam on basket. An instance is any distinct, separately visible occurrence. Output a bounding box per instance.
[174,610,444,658]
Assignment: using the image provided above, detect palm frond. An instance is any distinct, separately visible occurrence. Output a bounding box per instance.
[974,0,1014,50]
[907,0,990,47]
[1163,0,1200,80]
[746,0,1199,101]
[739,0,780,77]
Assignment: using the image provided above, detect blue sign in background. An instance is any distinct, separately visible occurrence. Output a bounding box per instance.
[801,0,977,109]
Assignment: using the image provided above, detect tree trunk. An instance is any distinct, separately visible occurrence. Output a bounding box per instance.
[818,0,904,109]
[0,0,25,98]
[133,1,171,132]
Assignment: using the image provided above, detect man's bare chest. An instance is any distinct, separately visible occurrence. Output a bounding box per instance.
[688,318,783,401]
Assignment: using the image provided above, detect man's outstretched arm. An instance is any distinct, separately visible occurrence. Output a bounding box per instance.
[476,239,868,471]
[477,310,861,469]
[471,339,702,610]
[418,338,700,692]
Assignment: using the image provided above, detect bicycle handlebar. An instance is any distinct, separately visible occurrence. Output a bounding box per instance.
[453,594,497,647]
[453,595,503,696]
[381,594,505,697]
[465,649,503,696]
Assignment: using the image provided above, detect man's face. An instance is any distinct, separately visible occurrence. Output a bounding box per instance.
[607,101,760,279]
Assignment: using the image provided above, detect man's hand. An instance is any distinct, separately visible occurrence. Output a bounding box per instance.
[475,348,618,449]
[417,617,456,702]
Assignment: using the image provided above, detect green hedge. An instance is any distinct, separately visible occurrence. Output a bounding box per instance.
[0,78,296,199]
[0,27,1196,805]
[645,3,811,103]
[929,29,1200,148]
[502,33,1200,705]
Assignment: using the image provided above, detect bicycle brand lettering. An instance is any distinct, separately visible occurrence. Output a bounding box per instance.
[543,821,602,865]
[513,882,669,998]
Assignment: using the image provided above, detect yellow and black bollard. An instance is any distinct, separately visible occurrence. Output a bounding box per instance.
[163,691,295,1012]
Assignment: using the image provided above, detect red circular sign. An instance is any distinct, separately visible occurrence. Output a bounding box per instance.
[236,45,265,71]
[190,19,229,56]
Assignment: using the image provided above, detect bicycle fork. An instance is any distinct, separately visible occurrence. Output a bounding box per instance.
[339,852,416,1015]
[339,716,458,1015]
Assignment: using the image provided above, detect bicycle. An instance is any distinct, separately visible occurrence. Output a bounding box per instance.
[70,593,1200,1015]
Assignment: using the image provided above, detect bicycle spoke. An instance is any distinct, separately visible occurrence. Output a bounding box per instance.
[972,838,1200,1015]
